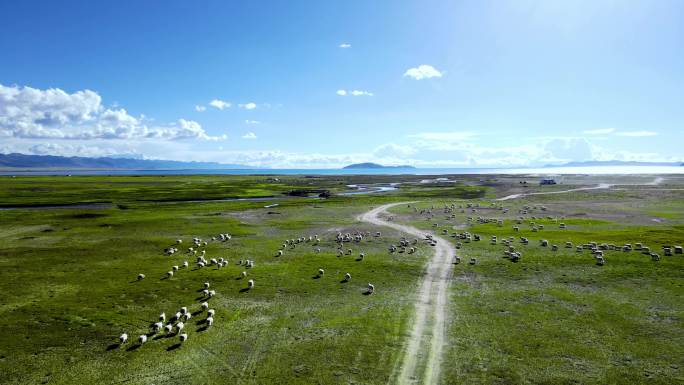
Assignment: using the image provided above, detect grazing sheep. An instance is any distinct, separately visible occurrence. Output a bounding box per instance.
[137,274,145,280]
[177,239,182,244]
[318,268,325,276]
[201,302,209,310]
[176,322,185,333]
[174,312,182,321]
[206,316,214,326]
[183,312,192,321]
[596,256,605,266]
[247,279,255,289]
[183,261,189,268]
[208,290,216,298]
[165,324,173,333]
[153,321,163,332]
[367,283,375,294]
[208,309,215,317]
[119,333,128,344]
[180,306,188,315]
[241,271,247,278]
[344,273,351,282]
[179,333,188,342]
[204,282,210,289]
[276,250,283,257]
[172,265,179,272]
[159,312,166,322]
[139,335,147,344]
[202,289,209,297]
[167,271,174,278]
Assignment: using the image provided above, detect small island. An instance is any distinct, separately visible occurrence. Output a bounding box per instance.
[343,162,415,169]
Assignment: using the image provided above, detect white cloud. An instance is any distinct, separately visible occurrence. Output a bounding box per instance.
[209,99,231,110]
[0,84,223,141]
[339,43,351,48]
[239,102,257,110]
[337,89,373,96]
[583,128,615,135]
[373,143,417,158]
[351,90,373,96]
[245,120,261,125]
[194,105,206,112]
[409,131,476,143]
[241,132,257,139]
[616,130,658,137]
[403,64,443,80]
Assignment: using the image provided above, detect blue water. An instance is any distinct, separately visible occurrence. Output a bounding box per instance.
[0,166,682,176]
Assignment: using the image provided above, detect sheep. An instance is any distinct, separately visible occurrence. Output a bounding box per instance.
[208,290,216,298]
[165,324,173,333]
[202,289,209,297]
[180,306,188,315]
[159,312,166,322]
[241,271,247,278]
[206,316,214,326]
[176,322,185,333]
[177,239,182,244]
[137,274,145,280]
[167,271,174,278]
[208,309,215,317]
[315,248,321,253]
[183,312,192,321]
[367,283,375,294]
[119,333,128,344]
[469,258,477,265]
[183,261,189,268]
[201,302,209,310]
[344,273,351,282]
[276,250,283,257]
[204,282,210,289]
[596,256,605,266]
[179,333,188,342]
[247,279,255,289]
[139,335,147,344]
[174,311,182,321]
[454,256,461,264]
[153,321,163,332]
[318,268,325,276]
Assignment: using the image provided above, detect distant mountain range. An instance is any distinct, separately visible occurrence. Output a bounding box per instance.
[343,162,415,169]
[0,153,253,169]
[546,160,683,167]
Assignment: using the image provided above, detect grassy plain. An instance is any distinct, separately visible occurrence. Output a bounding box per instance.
[0,174,682,384]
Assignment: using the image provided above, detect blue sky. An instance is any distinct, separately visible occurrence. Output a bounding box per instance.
[1,0,682,167]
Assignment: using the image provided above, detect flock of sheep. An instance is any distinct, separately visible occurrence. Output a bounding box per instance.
[410,202,682,267]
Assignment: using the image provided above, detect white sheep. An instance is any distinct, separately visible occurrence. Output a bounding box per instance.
[241,271,247,278]
[174,312,182,321]
[206,316,214,326]
[208,309,215,317]
[183,312,192,321]
[159,312,166,321]
[247,279,255,289]
[367,283,375,294]
[208,290,216,298]
[153,321,163,332]
[204,282,210,289]
[119,333,128,344]
[201,302,209,310]
[167,271,174,278]
[344,273,351,282]
[179,333,188,342]
[177,239,182,244]
[180,306,188,315]
[276,250,283,257]
[172,265,179,272]
[137,274,145,280]
[202,289,209,297]
[318,268,325,276]
[183,261,189,268]
[176,322,184,332]
[139,335,147,344]
[165,324,173,333]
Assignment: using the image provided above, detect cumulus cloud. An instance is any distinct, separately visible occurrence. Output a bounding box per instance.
[239,102,257,110]
[583,128,615,135]
[373,143,417,158]
[616,130,658,137]
[209,99,231,110]
[0,84,223,141]
[241,132,257,139]
[403,65,443,80]
[195,105,206,112]
[337,89,373,96]
[339,43,351,48]
[543,138,594,162]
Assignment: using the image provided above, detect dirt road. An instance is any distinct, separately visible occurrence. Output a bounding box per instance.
[358,203,455,385]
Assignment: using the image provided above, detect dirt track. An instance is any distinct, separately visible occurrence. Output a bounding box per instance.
[358,203,455,385]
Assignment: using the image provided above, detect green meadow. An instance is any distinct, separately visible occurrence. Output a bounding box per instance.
[0,174,682,384]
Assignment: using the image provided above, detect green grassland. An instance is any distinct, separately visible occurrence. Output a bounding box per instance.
[0,174,682,384]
